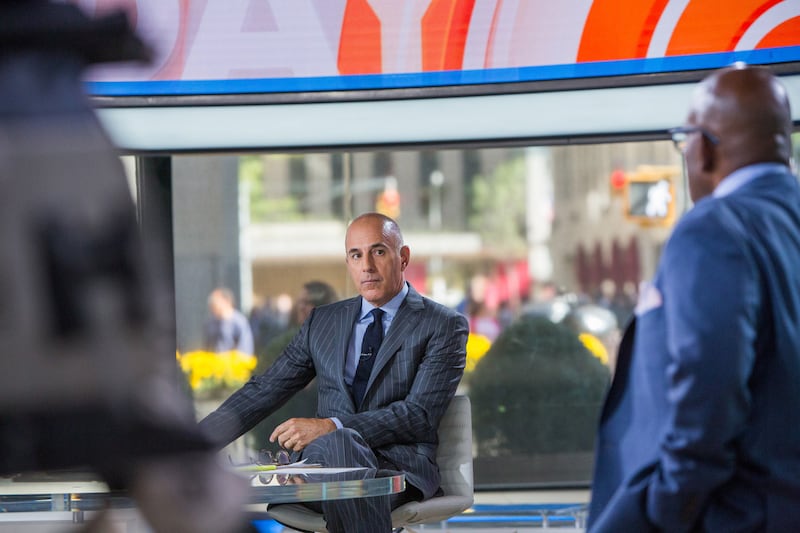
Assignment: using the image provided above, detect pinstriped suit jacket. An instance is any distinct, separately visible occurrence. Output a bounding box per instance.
[200,283,468,499]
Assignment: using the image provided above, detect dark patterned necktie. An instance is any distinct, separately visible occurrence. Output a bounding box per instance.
[352,308,384,406]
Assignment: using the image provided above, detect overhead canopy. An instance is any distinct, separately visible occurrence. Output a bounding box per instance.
[82,0,800,151]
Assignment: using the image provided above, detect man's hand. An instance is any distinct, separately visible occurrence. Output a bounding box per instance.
[270,417,336,452]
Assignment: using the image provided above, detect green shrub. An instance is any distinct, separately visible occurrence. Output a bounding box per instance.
[469,315,610,455]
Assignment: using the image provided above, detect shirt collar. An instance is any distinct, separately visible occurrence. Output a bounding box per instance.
[713,163,789,198]
[360,282,408,321]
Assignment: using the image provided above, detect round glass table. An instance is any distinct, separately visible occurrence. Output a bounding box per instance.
[249,473,406,505]
[0,471,406,531]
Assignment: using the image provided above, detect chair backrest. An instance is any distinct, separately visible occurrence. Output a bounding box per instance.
[435,395,473,498]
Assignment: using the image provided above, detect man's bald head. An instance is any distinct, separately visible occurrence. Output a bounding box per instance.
[693,64,792,170]
[681,65,793,201]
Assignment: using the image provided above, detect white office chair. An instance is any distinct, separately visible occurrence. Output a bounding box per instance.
[266,395,474,533]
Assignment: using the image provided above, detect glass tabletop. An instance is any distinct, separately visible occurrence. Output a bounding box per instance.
[249,474,405,505]
[0,471,407,513]
[0,472,406,532]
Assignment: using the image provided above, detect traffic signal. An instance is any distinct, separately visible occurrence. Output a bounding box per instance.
[623,165,681,227]
[376,177,401,219]
[609,168,626,194]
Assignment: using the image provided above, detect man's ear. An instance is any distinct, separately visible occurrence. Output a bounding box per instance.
[400,246,410,270]
[700,134,717,173]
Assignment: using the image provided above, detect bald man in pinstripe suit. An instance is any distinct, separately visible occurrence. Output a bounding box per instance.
[200,213,469,533]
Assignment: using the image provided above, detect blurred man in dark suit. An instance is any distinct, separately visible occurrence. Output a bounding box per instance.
[589,64,800,532]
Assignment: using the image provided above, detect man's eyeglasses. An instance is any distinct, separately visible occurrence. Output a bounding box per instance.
[255,448,292,485]
[668,126,720,153]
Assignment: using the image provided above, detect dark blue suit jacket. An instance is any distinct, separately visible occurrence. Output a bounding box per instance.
[201,283,468,499]
[588,167,800,532]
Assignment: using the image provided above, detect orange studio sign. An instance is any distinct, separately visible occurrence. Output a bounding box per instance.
[74,0,800,96]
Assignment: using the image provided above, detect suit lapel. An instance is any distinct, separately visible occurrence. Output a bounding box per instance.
[599,317,636,423]
[331,297,361,394]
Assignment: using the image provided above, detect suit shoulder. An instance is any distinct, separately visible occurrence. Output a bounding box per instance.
[669,196,733,241]
[321,296,358,310]
[664,196,755,270]
[419,295,467,322]
[306,296,357,320]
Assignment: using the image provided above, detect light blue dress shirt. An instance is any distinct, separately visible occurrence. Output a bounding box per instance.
[713,163,790,198]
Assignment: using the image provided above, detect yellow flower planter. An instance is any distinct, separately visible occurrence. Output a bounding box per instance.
[176,350,257,400]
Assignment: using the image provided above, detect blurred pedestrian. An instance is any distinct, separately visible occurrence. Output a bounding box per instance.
[203,287,254,355]
[249,281,339,448]
[257,281,339,374]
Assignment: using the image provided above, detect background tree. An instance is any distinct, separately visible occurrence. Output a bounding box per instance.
[468,154,528,255]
